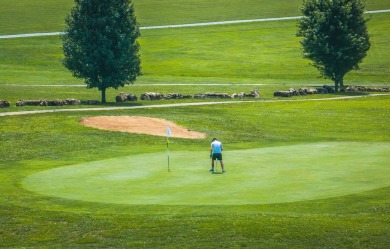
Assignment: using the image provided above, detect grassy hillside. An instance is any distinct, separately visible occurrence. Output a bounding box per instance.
[0,0,304,35]
[0,1,389,86]
[1,0,389,35]
[0,5,389,105]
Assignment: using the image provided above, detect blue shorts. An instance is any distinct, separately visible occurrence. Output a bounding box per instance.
[212,153,222,161]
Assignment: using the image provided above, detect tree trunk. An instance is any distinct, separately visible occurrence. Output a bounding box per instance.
[340,77,344,91]
[101,87,106,103]
[334,75,344,92]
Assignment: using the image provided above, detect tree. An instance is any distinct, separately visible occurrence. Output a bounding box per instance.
[62,0,141,103]
[297,0,370,92]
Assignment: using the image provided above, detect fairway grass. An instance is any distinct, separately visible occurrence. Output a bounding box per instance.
[23,142,390,207]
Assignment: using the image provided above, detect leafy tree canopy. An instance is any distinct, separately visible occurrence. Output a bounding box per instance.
[62,0,141,103]
[297,0,370,91]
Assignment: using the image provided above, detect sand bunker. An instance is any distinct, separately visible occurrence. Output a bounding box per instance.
[80,116,206,139]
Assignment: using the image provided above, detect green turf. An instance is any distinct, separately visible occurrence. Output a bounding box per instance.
[1,91,389,248]
[0,3,389,89]
[23,142,390,206]
[1,0,388,35]
[1,0,390,247]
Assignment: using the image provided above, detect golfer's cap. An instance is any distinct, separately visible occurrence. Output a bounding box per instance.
[212,138,217,141]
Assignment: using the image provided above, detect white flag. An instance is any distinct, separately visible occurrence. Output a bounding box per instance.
[166,126,172,138]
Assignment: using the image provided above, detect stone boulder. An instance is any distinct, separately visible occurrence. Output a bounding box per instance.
[306,88,318,94]
[316,87,328,94]
[231,92,246,98]
[15,99,82,107]
[315,85,335,94]
[16,100,47,106]
[323,85,335,93]
[46,100,66,106]
[344,86,389,92]
[164,93,192,99]
[274,91,292,97]
[274,88,298,97]
[116,92,128,102]
[0,100,10,108]
[116,92,137,102]
[64,99,81,105]
[290,88,299,96]
[232,89,260,98]
[127,94,137,101]
[250,89,260,98]
[298,88,307,95]
[193,93,206,99]
[141,92,165,100]
[194,93,231,99]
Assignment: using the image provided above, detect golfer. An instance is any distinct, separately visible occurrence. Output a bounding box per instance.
[210,138,225,173]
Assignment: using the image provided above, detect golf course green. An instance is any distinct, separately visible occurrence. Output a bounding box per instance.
[2,0,390,247]
[23,142,390,206]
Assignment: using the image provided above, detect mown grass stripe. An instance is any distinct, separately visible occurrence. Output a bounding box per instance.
[1,9,388,39]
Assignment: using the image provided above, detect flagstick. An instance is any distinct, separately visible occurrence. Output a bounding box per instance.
[167,138,170,172]
[166,126,172,172]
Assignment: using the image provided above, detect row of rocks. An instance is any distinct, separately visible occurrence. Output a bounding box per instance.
[344,86,389,92]
[2,86,388,107]
[117,90,260,102]
[274,85,336,97]
[274,85,389,97]
[165,93,193,100]
[116,92,193,102]
[141,92,192,101]
[194,93,231,99]
[16,99,81,106]
[0,99,100,107]
[1,90,259,107]
[274,88,317,97]
[195,90,260,99]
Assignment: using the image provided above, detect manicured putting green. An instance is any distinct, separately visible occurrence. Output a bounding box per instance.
[23,142,390,205]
